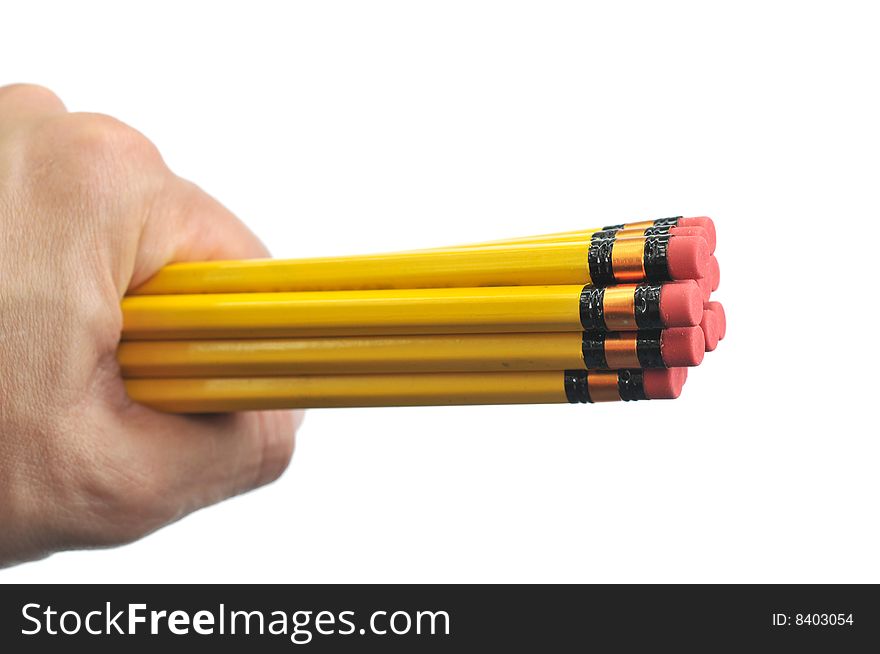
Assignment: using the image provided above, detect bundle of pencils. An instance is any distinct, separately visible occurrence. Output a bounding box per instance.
[119,216,724,412]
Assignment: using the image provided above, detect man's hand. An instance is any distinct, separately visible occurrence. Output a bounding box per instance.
[0,84,300,566]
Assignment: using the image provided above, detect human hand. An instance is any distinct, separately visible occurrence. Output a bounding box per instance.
[0,84,300,567]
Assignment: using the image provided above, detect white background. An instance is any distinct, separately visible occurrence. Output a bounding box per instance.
[2,1,878,583]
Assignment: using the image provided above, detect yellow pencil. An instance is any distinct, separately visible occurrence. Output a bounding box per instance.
[118,327,704,378]
[120,282,703,340]
[123,368,685,413]
[420,216,716,251]
[417,225,659,248]
[128,232,707,296]
[129,241,597,295]
[119,332,583,376]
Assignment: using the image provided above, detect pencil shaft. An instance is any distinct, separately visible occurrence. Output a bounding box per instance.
[118,332,587,377]
[414,217,685,249]
[129,222,700,296]
[122,281,700,340]
[125,372,569,412]
[419,225,652,249]
[122,369,659,413]
[121,285,584,339]
[131,241,593,295]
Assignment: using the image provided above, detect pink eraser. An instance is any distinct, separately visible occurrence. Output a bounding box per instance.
[660,327,705,367]
[678,216,716,253]
[666,235,709,280]
[696,275,712,302]
[675,366,688,386]
[659,280,703,327]
[708,255,720,291]
[673,366,688,395]
[643,368,685,399]
[700,310,720,352]
[705,301,726,340]
[669,225,710,244]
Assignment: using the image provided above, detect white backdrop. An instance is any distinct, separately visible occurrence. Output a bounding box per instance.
[2,1,877,583]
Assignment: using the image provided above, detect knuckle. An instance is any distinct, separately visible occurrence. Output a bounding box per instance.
[27,112,162,178]
[0,83,65,110]
[19,112,166,212]
[60,113,160,168]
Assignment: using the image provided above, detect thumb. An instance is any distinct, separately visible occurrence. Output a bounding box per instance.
[130,177,274,289]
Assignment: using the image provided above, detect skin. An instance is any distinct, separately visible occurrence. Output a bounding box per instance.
[0,84,301,567]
